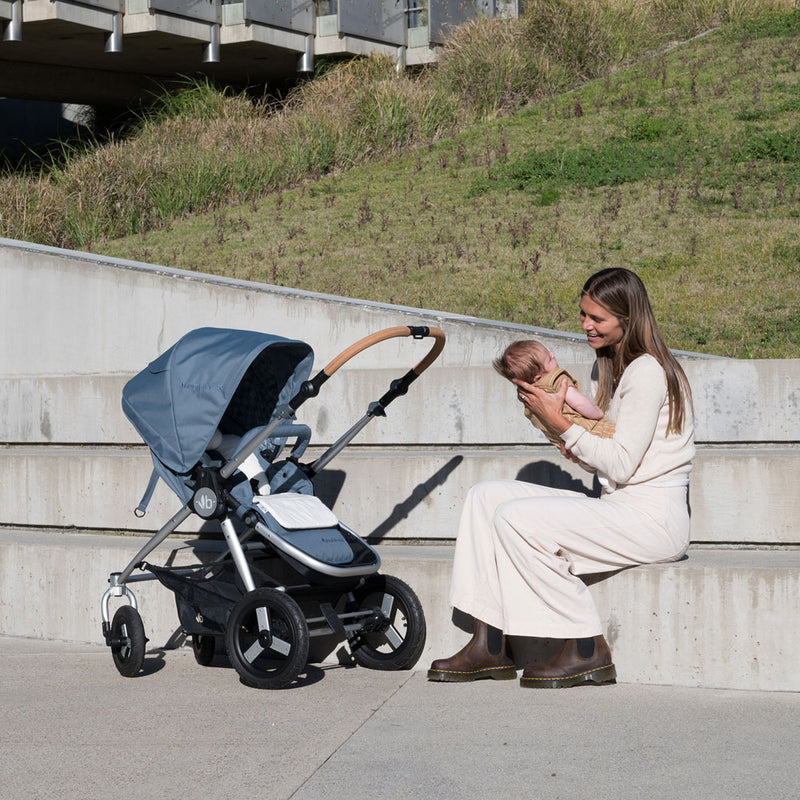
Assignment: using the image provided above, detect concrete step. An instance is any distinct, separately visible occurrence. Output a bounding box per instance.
[5,359,800,446]
[2,444,798,545]
[1,529,796,692]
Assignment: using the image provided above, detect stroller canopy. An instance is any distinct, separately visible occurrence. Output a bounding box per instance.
[122,327,314,474]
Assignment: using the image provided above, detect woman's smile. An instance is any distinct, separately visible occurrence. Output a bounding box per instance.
[579,296,625,351]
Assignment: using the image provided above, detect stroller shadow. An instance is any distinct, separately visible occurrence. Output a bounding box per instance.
[138,650,168,677]
[313,456,464,542]
[368,455,464,541]
[159,629,342,688]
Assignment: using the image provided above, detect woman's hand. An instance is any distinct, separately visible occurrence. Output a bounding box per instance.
[513,376,571,436]
[559,442,580,463]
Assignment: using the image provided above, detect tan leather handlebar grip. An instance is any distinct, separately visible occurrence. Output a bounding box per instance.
[322,326,445,378]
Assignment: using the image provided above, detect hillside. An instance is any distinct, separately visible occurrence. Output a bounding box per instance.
[39,15,800,357]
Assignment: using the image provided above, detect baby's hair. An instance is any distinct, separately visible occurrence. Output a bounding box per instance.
[493,340,549,384]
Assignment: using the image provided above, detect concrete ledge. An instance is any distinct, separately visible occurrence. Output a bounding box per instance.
[1,529,797,691]
[2,445,798,545]
[5,361,800,445]
[384,545,800,692]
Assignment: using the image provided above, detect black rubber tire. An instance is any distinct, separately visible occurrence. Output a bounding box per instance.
[110,605,147,678]
[348,574,426,671]
[225,588,309,689]
[191,634,216,667]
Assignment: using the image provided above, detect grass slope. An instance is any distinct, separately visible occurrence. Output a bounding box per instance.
[96,17,800,358]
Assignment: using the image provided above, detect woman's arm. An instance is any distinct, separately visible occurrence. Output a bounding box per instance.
[561,355,667,483]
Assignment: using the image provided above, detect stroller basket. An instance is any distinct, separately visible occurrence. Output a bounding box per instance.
[102,324,445,688]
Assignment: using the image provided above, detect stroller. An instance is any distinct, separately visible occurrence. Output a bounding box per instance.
[101,324,445,688]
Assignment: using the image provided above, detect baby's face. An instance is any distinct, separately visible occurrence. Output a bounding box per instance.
[530,348,558,381]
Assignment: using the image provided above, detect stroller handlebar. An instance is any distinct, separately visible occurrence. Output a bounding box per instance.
[297,325,446,476]
[288,325,445,412]
[321,325,446,379]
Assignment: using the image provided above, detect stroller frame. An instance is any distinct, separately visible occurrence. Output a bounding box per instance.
[102,324,444,688]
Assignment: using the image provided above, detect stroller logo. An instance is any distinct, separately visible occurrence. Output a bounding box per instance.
[181,381,225,394]
[193,487,219,518]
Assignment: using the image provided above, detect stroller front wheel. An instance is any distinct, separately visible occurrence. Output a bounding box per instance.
[110,605,147,678]
[225,588,309,689]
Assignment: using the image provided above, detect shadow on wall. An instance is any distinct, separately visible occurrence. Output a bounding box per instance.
[313,458,467,542]
[312,456,602,543]
[365,456,465,541]
[516,461,601,497]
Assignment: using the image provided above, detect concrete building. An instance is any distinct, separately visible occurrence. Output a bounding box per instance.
[1,0,518,105]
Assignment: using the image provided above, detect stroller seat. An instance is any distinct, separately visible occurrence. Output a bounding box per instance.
[252,495,355,566]
[253,493,337,529]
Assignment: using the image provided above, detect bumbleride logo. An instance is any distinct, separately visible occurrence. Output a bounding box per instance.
[180,382,225,393]
[193,487,218,518]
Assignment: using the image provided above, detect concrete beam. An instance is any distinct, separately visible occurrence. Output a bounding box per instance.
[1,361,798,445]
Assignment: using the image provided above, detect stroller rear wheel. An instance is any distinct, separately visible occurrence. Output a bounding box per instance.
[347,574,426,671]
[110,605,147,678]
[191,634,217,667]
[225,588,309,689]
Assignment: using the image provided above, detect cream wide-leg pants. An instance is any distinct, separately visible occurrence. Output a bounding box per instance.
[449,479,690,638]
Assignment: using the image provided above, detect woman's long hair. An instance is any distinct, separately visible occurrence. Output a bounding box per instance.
[583,268,692,434]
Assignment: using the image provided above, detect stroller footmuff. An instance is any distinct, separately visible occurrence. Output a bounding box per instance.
[101,324,445,689]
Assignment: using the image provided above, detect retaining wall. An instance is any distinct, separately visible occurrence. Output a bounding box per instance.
[2,238,798,690]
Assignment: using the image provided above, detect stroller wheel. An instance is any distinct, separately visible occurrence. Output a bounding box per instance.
[348,574,426,671]
[225,588,309,689]
[110,605,147,678]
[191,634,216,667]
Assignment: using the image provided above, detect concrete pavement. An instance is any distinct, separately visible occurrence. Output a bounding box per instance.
[2,635,798,800]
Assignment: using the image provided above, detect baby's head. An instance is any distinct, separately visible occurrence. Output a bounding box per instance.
[493,340,558,384]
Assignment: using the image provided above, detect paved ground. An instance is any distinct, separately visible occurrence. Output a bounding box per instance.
[2,635,798,800]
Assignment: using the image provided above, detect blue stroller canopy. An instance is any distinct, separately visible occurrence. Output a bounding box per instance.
[122,327,314,474]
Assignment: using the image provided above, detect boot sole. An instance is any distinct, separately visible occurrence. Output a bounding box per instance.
[519,663,617,689]
[427,666,518,682]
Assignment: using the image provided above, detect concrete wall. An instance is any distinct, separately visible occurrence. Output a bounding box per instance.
[2,530,797,691]
[2,238,799,690]
[2,238,799,546]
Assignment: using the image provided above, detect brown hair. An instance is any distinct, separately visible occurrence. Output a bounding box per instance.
[493,340,550,384]
[582,268,692,434]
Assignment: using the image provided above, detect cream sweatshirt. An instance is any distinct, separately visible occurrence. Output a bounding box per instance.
[560,354,695,491]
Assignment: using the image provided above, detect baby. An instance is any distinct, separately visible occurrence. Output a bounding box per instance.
[493,339,615,447]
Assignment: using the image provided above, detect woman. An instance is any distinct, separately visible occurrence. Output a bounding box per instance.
[428,267,694,688]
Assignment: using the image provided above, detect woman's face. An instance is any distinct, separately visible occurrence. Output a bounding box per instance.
[580,295,625,352]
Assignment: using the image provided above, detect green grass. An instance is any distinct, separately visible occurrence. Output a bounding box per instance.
[3,6,800,358]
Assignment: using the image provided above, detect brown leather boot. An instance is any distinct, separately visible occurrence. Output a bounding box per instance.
[520,635,617,688]
[427,620,517,682]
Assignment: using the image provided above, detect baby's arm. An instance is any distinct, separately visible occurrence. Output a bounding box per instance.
[564,386,605,420]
